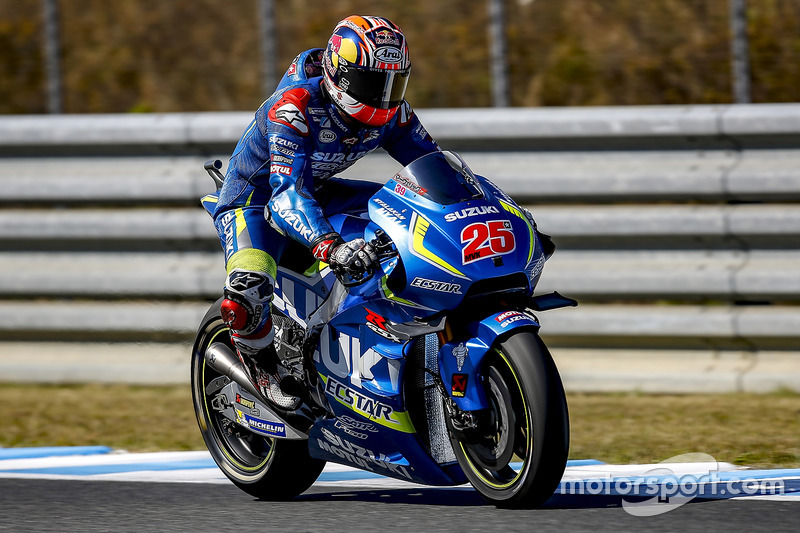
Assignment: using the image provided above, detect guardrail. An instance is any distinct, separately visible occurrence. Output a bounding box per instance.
[1,104,798,392]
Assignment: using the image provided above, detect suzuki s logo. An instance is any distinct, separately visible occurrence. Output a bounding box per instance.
[374,47,403,64]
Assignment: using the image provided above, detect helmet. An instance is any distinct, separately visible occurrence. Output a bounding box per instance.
[322,16,411,127]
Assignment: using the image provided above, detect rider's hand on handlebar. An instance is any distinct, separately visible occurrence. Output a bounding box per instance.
[312,234,379,284]
[330,238,379,283]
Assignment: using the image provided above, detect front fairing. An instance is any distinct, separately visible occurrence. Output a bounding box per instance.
[304,152,561,485]
[368,153,545,312]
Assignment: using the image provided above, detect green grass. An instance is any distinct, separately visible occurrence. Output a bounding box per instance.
[0,384,204,452]
[566,392,800,469]
[1,385,798,469]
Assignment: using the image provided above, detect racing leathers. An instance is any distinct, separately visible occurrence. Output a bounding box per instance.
[212,49,439,403]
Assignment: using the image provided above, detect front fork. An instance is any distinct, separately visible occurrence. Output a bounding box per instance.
[437,292,576,420]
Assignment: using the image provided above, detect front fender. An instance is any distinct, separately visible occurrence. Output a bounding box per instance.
[438,310,540,412]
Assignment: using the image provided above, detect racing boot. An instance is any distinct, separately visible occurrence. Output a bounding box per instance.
[219,269,302,411]
[248,344,303,411]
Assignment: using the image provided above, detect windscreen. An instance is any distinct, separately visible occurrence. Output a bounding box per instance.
[392,151,483,205]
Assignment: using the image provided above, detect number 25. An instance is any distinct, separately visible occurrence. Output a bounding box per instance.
[461,220,515,264]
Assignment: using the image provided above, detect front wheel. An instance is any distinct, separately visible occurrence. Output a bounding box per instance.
[449,331,569,508]
[190,299,325,499]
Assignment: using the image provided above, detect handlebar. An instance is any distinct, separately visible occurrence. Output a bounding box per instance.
[337,230,397,288]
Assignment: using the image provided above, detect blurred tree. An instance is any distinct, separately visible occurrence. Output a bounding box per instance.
[507,0,733,106]
[57,0,261,113]
[0,1,45,113]
[748,0,800,103]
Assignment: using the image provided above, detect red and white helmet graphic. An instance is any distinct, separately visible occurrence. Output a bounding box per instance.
[322,15,411,127]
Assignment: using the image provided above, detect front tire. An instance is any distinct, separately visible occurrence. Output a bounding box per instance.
[190,299,325,499]
[450,331,569,508]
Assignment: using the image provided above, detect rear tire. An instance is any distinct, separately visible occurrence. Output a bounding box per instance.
[190,299,325,499]
[449,331,569,508]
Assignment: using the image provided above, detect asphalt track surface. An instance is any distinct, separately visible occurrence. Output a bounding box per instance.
[1,449,797,532]
[0,478,797,533]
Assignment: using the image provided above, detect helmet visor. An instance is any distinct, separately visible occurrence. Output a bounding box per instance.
[338,67,410,110]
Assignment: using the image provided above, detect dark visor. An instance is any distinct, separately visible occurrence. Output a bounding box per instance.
[338,67,410,109]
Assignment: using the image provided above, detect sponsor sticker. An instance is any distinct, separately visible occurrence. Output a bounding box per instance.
[373,29,400,46]
[452,343,468,372]
[444,205,500,223]
[334,415,378,440]
[365,308,402,343]
[451,373,469,398]
[393,175,427,195]
[272,103,309,135]
[316,427,412,479]
[272,164,292,176]
[318,129,337,143]
[235,409,286,437]
[374,46,403,64]
[410,277,462,294]
[496,311,523,323]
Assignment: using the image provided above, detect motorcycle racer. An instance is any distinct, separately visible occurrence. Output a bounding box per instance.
[212,15,440,410]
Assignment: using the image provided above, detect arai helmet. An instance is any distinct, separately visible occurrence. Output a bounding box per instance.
[322,15,411,127]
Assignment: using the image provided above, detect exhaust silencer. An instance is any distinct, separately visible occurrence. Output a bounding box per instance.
[204,342,311,440]
[204,342,267,403]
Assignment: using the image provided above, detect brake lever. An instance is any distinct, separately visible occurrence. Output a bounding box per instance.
[370,229,397,259]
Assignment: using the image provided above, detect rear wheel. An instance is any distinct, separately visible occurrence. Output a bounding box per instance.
[190,299,325,499]
[450,331,569,508]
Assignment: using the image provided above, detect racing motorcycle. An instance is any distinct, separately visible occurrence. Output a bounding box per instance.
[191,151,576,508]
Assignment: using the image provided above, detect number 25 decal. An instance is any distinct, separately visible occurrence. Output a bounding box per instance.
[461,220,516,265]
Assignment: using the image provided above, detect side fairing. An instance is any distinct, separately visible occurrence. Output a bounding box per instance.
[307,297,464,486]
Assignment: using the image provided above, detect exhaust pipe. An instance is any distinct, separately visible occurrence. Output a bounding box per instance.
[204,342,313,439]
[205,342,268,404]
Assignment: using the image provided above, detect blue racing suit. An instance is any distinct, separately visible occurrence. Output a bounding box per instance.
[213,48,439,357]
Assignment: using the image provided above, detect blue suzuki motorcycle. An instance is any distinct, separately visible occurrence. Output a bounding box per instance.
[191,151,576,508]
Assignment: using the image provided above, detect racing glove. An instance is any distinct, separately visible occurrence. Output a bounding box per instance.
[312,233,378,284]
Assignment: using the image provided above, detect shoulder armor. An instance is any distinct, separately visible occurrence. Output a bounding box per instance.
[268,88,312,136]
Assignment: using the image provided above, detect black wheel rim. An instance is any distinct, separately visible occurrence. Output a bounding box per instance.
[458,350,532,489]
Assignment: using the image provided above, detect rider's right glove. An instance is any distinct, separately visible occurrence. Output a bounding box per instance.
[312,233,378,284]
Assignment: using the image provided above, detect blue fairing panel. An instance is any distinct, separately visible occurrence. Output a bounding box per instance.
[439,310,540,412]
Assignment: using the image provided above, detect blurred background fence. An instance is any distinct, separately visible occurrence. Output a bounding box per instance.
[1,1,799,392]
[0,104,799,392]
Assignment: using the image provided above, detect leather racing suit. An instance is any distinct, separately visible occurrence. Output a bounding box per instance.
[212,48,440,365]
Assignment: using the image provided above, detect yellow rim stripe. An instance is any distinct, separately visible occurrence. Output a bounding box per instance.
[460,349,530,489]
[202,327,273,472]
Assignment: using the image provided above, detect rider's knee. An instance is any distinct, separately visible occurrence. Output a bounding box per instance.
[221,267,275,340]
